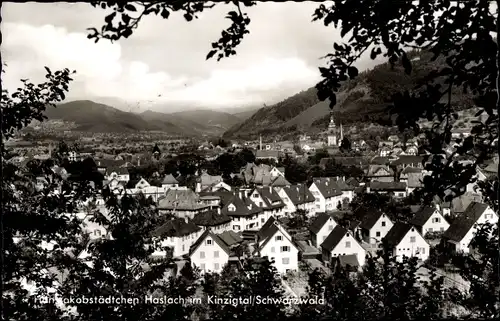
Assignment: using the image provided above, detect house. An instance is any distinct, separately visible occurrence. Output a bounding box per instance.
[270,166,285,177]
[331,178,356,205]
[320,225,367,268]
[367,165,394,182]
[255,150,280,162]
[222,194,263,231]
[406,172,425,194]
[276,184,316,216]
[106,167,130,182]
[201,181,232,193]
[157,189,211,219]
[409,206,450,236]
[383,222,429,262]
[359,211,394,245]
[95,159,126,174]
[189,229,243,274]
[269,175,291,188]
[249,187,286,220]
[192,208,232,233]
[254,217,299,274]
[196,172,223,193]
[443,202,498,253]
[366,181,407,198]
[135,177,151,189]
[151,217,203,258]
[309,212,338,248]
[309,177,343,212]
[161,174,179,189]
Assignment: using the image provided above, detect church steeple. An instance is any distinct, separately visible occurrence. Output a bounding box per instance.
[327,112,338,147]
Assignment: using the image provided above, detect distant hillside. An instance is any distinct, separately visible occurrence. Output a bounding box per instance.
[223,50,474,139]
[141,109,241,136]
[44,100,185,135]
[233,109,260,120]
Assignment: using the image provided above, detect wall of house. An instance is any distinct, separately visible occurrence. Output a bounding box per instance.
[329,233,367,267]
[298,202,316,217]
[200,223,232,234]
[259,230,299,274]
[421,211,450,236]
[365,214,394,244]
[313,218,337,248]
[309,183,326,212]
[276,189,296,215]
[152,230,202,258]
[453,208,498,253]
[394,227,429,262]
[190,235,230,274]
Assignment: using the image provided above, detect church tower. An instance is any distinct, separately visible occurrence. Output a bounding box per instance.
[327,112,338,147]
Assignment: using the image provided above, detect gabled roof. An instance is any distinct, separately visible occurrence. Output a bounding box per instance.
[359,211,386,230]
[383,222,413,247]
[107,167,129,175]
[162,174,178,185]
[370,156,390,165]
[192,209,231,227]
[311,177,343,198]
[189,229,230,256]
[391,155,424,166]
[409,207,442,227]
[222,194,262,217]
[338,254,360,269]
[152,218,201,238]
[321,225,349,251]
[255,217,297,254]
[443,202,492,242]
[401,166,422,175]
[271,175,291,187]
[407,173,424,188]
[256,187,285,209]
[218,230,243,247]
[157,189,209,211]
[309,212,335,234]
[283,184,315,205]
[367,165,394,177]
[255,150,279,158]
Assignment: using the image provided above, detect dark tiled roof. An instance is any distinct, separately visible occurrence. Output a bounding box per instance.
[282,184,315,205]
[255,150,279,159]
[256,187,285,209]
[443,202,490,242]
[368,181,407,191]
[222,194,262,217]
[162,174,178,185]
[189,229,230,256]
[383,222,413,247]
[359,211,385,230]
[401,166,422,175]
[256,216,279,242]
[370,156,390,165]
[192,209,231,227]
[157,189,209,211]
[271,175,291,187]
[152,218,201,238]
[107,167,129,175]
[321,225,348,251]
[338,254,360,268]
[367,165,394,177]
[218,230,243,247]
[409,207,439,227]
[311,177,343,198]
[309,212,335,234]
[406,173,424,188]
[391,155,424,166]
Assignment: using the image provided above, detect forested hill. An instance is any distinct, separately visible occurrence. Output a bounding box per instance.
[222,50,474,140]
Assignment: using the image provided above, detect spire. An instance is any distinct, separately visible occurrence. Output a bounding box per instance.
[340,123,344,141]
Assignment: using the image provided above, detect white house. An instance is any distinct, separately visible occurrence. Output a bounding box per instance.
[359,211,394,245]
[309,178,343,212]
[161,174,179,189]
[254,217,299,274]
[443,202,498,253]
[106,167,130,182]
[65,211,109,240]
[321,225,367,268]
[249,187,286,220]
[384,222,430,262]
[189,230,232,274]
[409,206,450,236]
[269,166,285,177]
[309,212,338,248]
[222,194,263,231]
[151,218,203,258]
[276,184,316,217]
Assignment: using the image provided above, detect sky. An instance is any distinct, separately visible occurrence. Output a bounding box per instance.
[2,2,382,113]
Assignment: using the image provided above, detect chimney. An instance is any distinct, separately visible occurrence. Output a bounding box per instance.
[184,216,189,223]
[217,207,221,214]
[269,186,272,194]
[260,135,262,151]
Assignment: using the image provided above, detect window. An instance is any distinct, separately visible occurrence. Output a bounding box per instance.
[328,225,334,230]
[214,263,220,270]
[271,247,275,253]
[376,231,381,237]
[440,227,444,232]
[261,218,265,223]
[428,228,433,233]
[233,225,240,231]
[316,204,320,209]
[432,217,441,223]
[281,246,290,252]
[214,251,219,258]
[275,235,283,241]
[200,263,205,270]
[410,236,416,243]
[485,214,493,219]
[345,241,351,248]
[253,193,259,198]
[200,251,205,259]
[94,229,101,236]
[381,221,386,227]
[206,239,212,245]
[182,244,185,252]
[420,248,425,254]
[282,258,290,265]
